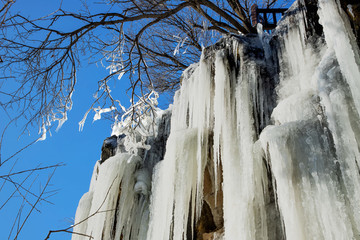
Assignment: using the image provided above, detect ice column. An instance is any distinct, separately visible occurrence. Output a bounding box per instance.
[147,57,212,240]
[259,1,360,238]
[72,153,150,240]
[148,39,270,239]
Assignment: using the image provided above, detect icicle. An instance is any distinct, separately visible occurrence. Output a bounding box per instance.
[318,0,360,116]
[257,1,360,238]
[147,54,212,240]
[72,153,150,240]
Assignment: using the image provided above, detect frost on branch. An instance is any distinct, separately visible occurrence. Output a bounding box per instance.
[104,45,126,81]
[111,91,160,155]
[37,91,74,141]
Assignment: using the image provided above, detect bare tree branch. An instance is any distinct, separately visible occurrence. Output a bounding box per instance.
[14,169,57,240]
[44,176,118,240]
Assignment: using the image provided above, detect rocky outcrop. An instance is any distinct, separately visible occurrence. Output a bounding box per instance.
[100,134,126,163]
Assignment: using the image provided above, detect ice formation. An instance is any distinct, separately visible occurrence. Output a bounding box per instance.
[72,0,360,239]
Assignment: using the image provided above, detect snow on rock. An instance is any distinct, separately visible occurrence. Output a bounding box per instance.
[72,0,360,239]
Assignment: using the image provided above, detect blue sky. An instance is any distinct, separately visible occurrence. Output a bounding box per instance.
[1,67,114,240]
[0,0,144,239]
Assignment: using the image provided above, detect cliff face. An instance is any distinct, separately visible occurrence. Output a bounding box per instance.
[72,0,360,239]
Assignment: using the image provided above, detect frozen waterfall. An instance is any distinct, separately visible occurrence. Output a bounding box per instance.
[72,0,360,239]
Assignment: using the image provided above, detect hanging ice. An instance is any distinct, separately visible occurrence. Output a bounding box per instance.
[72,0,360,239]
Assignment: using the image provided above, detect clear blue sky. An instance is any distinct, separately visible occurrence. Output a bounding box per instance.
[0,0,145,239]
[1,67,114,240]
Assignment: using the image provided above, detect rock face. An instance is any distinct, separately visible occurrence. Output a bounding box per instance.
[72,0,360,239]
[100,134,126,163]
[340,0,360,47]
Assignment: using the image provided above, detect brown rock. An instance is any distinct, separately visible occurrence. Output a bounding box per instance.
[340,0,360,47]
[202,161,223,229]
[196,201,216,239]
[202,228,224,240]
[194,132,224,240]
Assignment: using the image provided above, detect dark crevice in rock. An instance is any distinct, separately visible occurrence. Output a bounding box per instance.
[340,0,360,48]
[111,186,122,239]
[196,201,217,240]
[143,110,172,172]
[303,0,324,37]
